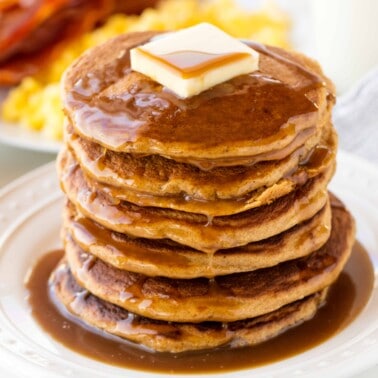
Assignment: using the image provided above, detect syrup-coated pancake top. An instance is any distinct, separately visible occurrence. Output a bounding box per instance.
[63,31,334,159]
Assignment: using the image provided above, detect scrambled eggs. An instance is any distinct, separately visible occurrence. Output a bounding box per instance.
[1,0,290,141]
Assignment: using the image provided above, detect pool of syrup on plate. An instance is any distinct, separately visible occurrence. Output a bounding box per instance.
[25,241,374,374]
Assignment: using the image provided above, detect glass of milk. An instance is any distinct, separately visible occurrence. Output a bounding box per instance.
[310,0,378,93]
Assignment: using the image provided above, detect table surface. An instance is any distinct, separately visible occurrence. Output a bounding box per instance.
[0,141,377,377]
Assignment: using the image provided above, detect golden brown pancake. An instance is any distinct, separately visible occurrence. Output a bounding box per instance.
[64,124,336,216]
[62,32,334,163]
[63,200,331,278]
[53,28,353,355]
[65,122,335,202]
[50,262,328,353]
[63,202,354,322]
[57,151,333,252]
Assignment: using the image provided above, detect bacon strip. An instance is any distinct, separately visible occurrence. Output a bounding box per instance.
[0,0,158,86]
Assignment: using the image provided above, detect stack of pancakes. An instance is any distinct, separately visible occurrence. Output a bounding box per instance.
[52,31,355,353]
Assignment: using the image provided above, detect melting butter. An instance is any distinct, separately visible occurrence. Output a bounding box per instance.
[130,23,259,98]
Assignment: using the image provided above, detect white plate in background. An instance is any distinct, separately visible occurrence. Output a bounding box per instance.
[0,89,61,153]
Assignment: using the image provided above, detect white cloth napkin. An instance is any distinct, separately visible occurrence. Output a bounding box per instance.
[334,67,378,165]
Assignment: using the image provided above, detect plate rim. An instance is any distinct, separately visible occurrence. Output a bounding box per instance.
[0,122,61,154]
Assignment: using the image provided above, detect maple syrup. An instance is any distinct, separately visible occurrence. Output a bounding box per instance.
[25,242,374,374]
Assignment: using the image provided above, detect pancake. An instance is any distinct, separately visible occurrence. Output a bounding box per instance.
[65,123,334,202]
[63,199,331,278]
[50,262,328,353]
[64,124,336,216]
[62,32,334,162]
[58,151,333,252]
[63,201,354,322]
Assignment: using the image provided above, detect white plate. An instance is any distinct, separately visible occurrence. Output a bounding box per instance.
[0,89,61,153]
[0,151,377,378]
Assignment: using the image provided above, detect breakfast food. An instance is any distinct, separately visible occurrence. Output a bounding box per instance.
[1,0,289,140]
[53,25,355,353]
[0,0,159,86]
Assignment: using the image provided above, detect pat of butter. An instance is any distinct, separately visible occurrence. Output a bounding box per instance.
[130,23,259,98]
